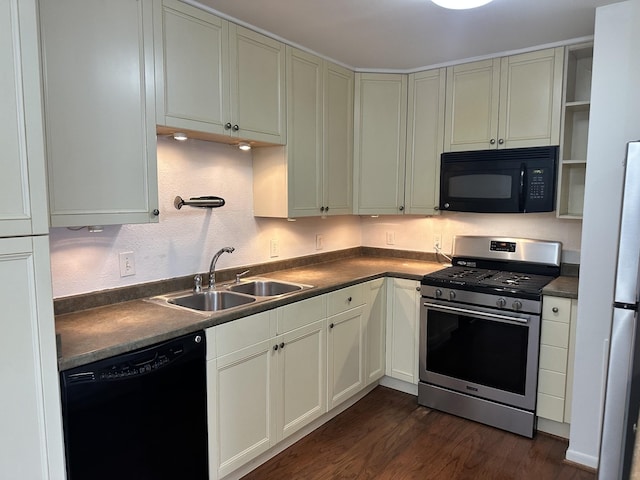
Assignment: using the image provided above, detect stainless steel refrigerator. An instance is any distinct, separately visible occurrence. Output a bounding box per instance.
[599,141,640,480]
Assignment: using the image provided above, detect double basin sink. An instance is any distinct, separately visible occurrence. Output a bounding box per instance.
[159,278,313,313]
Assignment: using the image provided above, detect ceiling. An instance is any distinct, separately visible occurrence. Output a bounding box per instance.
[193,0,619,71]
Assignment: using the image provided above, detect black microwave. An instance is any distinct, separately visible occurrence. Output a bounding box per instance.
[439,146,558,213]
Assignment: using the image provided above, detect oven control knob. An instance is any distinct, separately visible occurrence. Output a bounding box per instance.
[496,297,507,308]
[435,289,443,298]
[512,300,523,311]
[449,290,456,300]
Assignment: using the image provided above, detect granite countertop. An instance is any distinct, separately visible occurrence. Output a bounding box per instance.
[542,275,579,299]
[56,255,446,371]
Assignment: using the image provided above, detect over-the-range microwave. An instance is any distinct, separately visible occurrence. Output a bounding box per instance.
[439,146,558,213]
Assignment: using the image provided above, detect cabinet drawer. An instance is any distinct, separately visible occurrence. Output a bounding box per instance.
[539,344,568,373]
[216,310,275,357]
[537,392,565,423]
[538,369,566,398]
[277,295,326,334]
[540,320,570,348]
[542,296,571,323]
[326,284,364,317]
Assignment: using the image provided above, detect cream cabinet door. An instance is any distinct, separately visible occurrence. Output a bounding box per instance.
[444,58,500,152]
[386,278,420,384]
[327,305,365,409]
[323,61,354,215]
[364,279,386,386]
[286,47,323,217]
[0,236,65,479]
[40,0,159,227]
[154,0,229,135]
[229,24,286,144]
[210,338,277,479]
[498,47,563,149]
[354,73,408,215]
[405,68,446,215]
[0,0,48,237]
[275,319,327,442]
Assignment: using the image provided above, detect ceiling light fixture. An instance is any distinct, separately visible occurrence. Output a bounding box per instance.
[238,142,251,151]
[431,0,493,9]
[173,132,188,141]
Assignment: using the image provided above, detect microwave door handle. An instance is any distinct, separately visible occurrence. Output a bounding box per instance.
[519,163,526,211]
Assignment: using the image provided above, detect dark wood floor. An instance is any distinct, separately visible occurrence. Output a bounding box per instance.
[241,386,595,480]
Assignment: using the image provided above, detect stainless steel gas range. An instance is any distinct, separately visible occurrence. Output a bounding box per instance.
[418,236,562,438]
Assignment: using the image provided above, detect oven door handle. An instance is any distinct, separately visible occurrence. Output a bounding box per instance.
[423,302,530,324]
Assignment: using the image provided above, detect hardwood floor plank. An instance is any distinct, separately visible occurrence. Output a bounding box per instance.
[241,387,595,480]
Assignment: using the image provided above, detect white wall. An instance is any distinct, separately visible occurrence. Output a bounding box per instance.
[50,135,583,299]
[568,0,640,469]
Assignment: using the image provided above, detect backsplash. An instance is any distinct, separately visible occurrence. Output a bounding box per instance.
[49,137,581,299]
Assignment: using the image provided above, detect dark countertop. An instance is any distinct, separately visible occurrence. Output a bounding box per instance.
[56,255,447,371]
[542,275,579,299]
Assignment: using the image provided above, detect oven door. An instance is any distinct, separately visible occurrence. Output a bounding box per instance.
[419,299,540,411]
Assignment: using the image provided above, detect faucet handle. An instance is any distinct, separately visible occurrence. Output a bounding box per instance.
[235,269,250,283]
[193,274,202,292]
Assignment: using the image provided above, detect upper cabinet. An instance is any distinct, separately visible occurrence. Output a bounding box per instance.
[353,73,408,215]
[0,0,49,236]
[39,0,159,228]
[253,47,353,218]
[354,70,445,216]
[556,43,593,219]
[154,0,286,145]
[444,47,563,152]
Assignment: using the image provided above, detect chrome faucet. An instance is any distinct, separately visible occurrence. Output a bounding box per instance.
[208,247,235,289]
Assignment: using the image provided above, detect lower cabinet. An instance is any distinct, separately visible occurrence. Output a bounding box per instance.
[364,278,386,385]
[537,295,578,426]
[385,278,421,384]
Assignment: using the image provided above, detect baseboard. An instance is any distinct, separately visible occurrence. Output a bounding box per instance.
[565,447,599,470]
[536,417,570,439]
[379,375,418,396]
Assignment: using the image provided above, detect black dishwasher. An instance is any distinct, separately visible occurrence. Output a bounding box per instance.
[60,331,208,480]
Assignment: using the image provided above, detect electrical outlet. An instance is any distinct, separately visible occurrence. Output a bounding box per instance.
[386,231,395,245]
[316,234,324,250]
[270,239,279,258]
[119,251,136,277]
[433,234,442,251]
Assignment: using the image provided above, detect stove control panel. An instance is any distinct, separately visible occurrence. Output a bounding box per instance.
[490,240,516,253]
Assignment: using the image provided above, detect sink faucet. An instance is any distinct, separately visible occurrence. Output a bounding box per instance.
[208,247,235,289]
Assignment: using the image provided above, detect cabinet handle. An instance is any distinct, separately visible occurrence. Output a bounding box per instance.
[498,138,504,145]
[273,344,279,351]
[552,307,559,313]
[329,323,334,329]
[399,206,404,211]
[490,139,496,145]
[225,122,232,130]
[152,209,160,216]
[232,124,239,131]
[280,342,285,349]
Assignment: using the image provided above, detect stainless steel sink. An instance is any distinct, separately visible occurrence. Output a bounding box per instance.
[227,279,304,296]
[168,290,255,312]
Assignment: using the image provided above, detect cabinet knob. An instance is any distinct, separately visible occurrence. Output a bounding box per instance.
[347,296,352,302]
[433,206,439,211]
[498,138,504,145]
[329,323,334,329]
[232,124,239,131]
[280,342,285,349]
[273,344,279,351]
[225,122,232,130]
[552,307,559,313]
[399,205,405,211]
[320,206,325,212]
[325,206,329,212]
[490,138,496,145]
[416,286,421,292]
[152,209,160,216]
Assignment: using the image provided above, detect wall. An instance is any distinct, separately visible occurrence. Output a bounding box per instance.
[568,0,640,469]
[50,137,583,299]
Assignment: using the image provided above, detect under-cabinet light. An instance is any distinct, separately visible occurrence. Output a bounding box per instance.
[238,142,251,151]
[173,132,188,141]
[431,0,493,9]
[87,225,104,233]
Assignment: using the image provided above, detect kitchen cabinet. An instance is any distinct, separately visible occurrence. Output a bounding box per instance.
[39,0,159,227]
[253,47,353,217]
[444,47,563,152]
[385,278,421,384]
[556,43,593,219]
[327,284,366,409]
[364,278,386,385]
[354,73,408,215]
[405,68,446,215]
[154,0,285,145]
[537,295,578,427]
[0,0,48,237]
